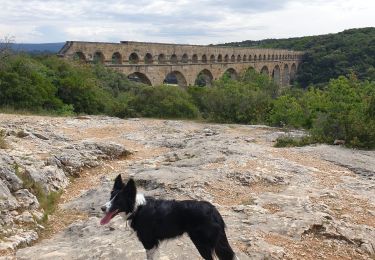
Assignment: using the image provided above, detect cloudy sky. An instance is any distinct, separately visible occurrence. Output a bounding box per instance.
[1,0,374,44]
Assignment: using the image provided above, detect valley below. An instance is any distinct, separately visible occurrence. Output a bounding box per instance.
[0,114,374,259]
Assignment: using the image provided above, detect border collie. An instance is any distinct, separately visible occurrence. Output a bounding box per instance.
[100,174,236,260]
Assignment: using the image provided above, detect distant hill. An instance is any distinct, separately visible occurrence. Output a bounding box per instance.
[11,43,65,54]
[219,27,375,86]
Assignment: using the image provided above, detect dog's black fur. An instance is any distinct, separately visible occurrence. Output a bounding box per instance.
[101,174,235,260]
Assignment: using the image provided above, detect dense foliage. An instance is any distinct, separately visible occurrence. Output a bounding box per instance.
[270,75,375,148]
[218,27,375,87]
[0,51,374,149]
[188,69,277,124]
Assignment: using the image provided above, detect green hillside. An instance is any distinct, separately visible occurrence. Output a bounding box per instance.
[219,27,375,87]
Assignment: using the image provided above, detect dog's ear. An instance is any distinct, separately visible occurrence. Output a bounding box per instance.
[124,178,136,198]
[113,174,124,190]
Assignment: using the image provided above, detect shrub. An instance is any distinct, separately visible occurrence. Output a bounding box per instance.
[14,164,62,223]
[274,135,316,148]
[129,85,199,119]
[0,55,63,111]
[0,129,7,149]
[189,69,276,124]
[309,76,375,148]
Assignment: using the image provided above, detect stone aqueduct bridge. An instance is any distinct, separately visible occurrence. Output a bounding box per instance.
[58,41,303,87]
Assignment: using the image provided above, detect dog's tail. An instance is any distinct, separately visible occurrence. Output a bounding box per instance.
[214,229,235,260]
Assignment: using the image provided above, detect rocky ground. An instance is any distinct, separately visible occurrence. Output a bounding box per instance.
[0,114,374,260]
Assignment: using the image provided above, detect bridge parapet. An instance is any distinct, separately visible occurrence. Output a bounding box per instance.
[59,41,303,87]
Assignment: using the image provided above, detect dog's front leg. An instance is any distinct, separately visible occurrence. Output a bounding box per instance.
[146,247,157,260]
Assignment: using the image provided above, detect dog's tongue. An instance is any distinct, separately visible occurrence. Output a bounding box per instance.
[100,210,118,225]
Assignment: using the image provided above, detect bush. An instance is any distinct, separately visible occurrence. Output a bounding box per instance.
[0,55,63,111]
[189,69,277,124]
[270,75,375,149]
[0,129,8,149]
[129,85,199,119]
[274,135,316,148]
[56,104,75,116]
[308,76,375,148]
[14,164,62,223]
[269,95,306,128]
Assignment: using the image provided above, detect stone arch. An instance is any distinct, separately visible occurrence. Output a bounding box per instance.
[192,54,198,63]
[258,55,262,61]
[144,53,153,64]
[272,65,281,84]
[202,54,207,63]
[224,55,229,62]
[247,66,255,71]
[73,51,86,62]
[290,63,297,82]
[112,52,122,64]
[231,55,235,62]
[164,71,187,88]
[158,53,166,64]
[260,66,269,76]
[195,69,213,87]
[170,54,178,64]
[210,54,215,63]
[182,53,188,63]
[243,55,247,62]
[268,54,271,60]
[128,72,152,85]
[282,64,290,86]
[217,54,223,62]
[249,55,252,61]
[224,68,238,80]
[237,55,241,62]
[129,53,139,64]
[263,54,266,61]
[271,54,274,60]
[254,55,257,61]
[93,51,105,64]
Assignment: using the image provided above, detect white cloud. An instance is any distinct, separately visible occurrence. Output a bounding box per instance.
[0,0,374,44]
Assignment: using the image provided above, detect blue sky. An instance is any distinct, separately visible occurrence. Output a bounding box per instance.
[1,0,374,44]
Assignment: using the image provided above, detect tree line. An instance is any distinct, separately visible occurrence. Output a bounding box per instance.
[218,27,375,87]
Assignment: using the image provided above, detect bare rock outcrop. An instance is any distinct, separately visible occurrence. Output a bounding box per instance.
[0,115,373,259]
[0,115,132,252]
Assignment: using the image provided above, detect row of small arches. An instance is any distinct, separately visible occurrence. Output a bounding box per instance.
[73,51,301,65]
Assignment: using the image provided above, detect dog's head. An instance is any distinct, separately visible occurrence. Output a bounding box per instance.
[100,174,137,225]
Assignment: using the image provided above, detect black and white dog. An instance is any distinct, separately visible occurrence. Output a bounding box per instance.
[100,174,236,260]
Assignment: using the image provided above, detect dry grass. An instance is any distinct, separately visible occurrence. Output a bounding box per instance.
[264,233,372,260]
[0,129,8,149]
[262,203,282,213]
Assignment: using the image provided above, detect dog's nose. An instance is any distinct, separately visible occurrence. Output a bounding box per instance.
[101,206,106,212]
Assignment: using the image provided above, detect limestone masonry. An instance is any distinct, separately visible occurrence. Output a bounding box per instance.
[58,41,303,87]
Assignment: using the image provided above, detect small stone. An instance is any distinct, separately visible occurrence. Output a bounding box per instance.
[16,130,30,138]
[33,133,49,140]
[15,211,35,224]
[333,139,345,145]
[75,116,91,120]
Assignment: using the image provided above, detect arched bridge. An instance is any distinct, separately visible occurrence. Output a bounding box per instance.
[58,41,303,87]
